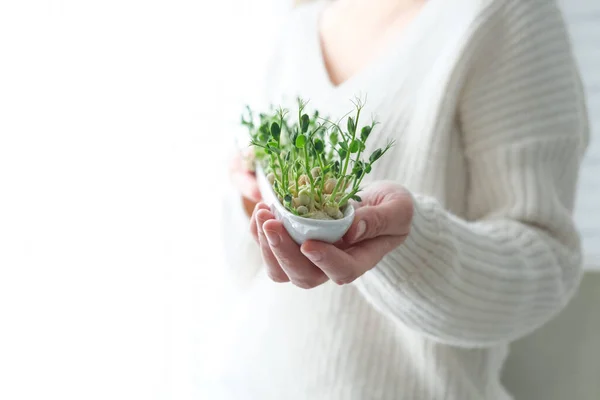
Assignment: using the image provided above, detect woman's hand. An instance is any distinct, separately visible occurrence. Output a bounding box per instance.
[229,150,261,216]
[250,181,414,288]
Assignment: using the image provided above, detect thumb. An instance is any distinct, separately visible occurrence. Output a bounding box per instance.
[344,191,413,244]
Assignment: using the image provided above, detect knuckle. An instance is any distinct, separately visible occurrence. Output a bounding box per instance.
[369,212,386,237]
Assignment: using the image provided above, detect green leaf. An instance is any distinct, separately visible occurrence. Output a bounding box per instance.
[301,114,310,133]
[360,126,371,142]
[313,138,324,153]
[347,117,355,134]
[296,134,306,148]
[351,195,362,202]
[369,148,383,163]
[352,161,363,178]
[339,141,348,151]
[270,122,281,140]
[322,165,331,174]
[365,164,372,173]
[284,194,292,204]
[267,145,281,154]
[329,131,338,145]
[349,140,360,153]
[338,148,347,160]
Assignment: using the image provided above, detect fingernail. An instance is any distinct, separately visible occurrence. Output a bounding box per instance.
[355,220,366,241]
[264,229,281,247]
[302,250,322,262]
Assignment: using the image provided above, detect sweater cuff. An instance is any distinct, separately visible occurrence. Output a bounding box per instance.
[366,192,439,285]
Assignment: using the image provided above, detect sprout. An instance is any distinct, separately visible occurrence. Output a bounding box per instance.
[242,97,394,220]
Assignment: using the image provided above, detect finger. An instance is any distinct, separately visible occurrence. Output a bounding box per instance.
[250,202,270,243]
[262,219,328,289]
[344,191,413,244]
[300,235,405,285]
[256,209,289,283]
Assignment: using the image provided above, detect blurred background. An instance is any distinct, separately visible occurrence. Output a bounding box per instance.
[0,1,597,399]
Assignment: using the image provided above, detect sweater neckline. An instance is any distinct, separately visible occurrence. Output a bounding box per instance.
[306,0,438,93]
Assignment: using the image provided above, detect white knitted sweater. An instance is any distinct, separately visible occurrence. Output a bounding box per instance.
[214,0,589,399]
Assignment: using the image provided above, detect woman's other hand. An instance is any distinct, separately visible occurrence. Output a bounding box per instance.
[249,181,414,288]
[229,149,261,216]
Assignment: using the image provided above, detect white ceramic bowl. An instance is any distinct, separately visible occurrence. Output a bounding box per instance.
[255,165,355,245]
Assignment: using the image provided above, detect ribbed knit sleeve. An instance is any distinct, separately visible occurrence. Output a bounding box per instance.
[354,0,589,347]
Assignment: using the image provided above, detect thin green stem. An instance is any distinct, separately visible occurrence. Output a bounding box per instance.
[303,144,315,197]
[276,153,286,189]
[331,106,361,201]
[315,151,326,206]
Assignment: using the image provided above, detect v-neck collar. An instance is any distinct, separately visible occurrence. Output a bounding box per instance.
[306,0,439,93]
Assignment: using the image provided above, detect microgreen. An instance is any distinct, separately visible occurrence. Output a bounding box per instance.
[243,97,394,220]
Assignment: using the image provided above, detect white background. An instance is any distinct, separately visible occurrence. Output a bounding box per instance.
[0,1,597,400]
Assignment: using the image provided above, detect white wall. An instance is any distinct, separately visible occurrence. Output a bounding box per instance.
[559,0,600,270]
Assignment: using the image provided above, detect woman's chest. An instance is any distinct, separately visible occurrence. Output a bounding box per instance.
[317,1,427,88]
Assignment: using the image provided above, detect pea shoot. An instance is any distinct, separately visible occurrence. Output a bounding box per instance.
[242,97,394,220]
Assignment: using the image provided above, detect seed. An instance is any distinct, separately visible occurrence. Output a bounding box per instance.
[324,178,337,194]
[298,174,309,186]
[311,167,321,179]
[298,189,311,206]
[334,210,344,219]
[267,173,275,185]
[297,206,309,215]
[324,205,340,218]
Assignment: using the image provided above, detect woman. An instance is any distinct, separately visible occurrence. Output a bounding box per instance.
[220,0,589,398]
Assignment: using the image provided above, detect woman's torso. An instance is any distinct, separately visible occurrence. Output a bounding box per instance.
[212,1,514,399]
